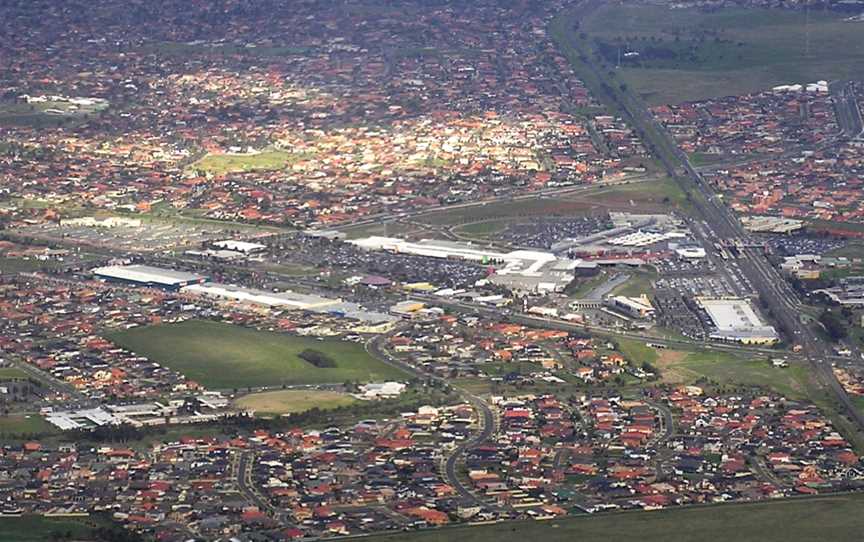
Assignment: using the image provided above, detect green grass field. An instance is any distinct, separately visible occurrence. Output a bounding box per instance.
[361,493,864,542]
[417,179,685,227]
[454,220,510,239]
[0,256,56,274]
[235,389,357,415]
[0,367,29,379]
[655,348,809,399]
[610,270,657,298]
[0,414,58,438]
[826,243,864,260]
[191,150,312,175]
[580,4,864,105]
[615,338,659,365]
[0,99,106,128]
[106,320,407,389]
[566,271,610,298]
[0,515,99,542]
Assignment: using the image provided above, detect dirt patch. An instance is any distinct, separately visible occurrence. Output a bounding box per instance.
[658,350,687,365]
[655,350,691,384]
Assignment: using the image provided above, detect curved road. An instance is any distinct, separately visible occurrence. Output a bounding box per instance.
[366,333,505,512]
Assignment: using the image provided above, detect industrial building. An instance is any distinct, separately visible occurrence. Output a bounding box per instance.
[696,297,779,345]
[181,282,396,323]
[93,265,207,291]
[741,216,803,234]
[182,282,340,310]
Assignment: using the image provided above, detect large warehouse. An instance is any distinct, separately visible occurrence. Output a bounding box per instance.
[181,282,341,310]
[696,297,779,345]
[181,282,397,323]
[93,265,208,291]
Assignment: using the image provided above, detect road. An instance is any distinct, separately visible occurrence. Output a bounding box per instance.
[831,80,864,140]
[366,333,507,513]
[236,451,277,515]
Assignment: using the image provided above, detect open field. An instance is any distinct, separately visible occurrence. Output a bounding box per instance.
[560,178,688,210]
[565,271,610,298]
[826,242,864,260]
[416,179,685,227]
[0,256,63,274]
[191,150,312,175]
[612,337,810,401]
[0,367,30,379]
[235,389,357,415]
[362,492,864,542]
[453,220,511,239]
[580,4,864,105]
[0,414,58,438]
[610,269,657,298]
[106,320,407,389]
[0,515,100,542]
[0,99,107,128]
[615,338,659,365]
[655,348,809,399]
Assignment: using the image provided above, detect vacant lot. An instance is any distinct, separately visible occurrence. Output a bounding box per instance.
[106,320,406,389]
[362,493,864,542]
[580,4,864,105]
[236,389,357,415]
[655,348,809,399]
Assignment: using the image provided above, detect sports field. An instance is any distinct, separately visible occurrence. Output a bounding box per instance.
[361,493,864,542]
[580,4,864,105]
[106,320,406,389]
[235,389,358,415]
[191,150,311,175]
[0,414,57,438]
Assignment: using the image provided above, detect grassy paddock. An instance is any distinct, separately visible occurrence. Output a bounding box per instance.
[580,4,864,105]
[360,492,864,542]
[417,179,684,226]
[106,320,406,389]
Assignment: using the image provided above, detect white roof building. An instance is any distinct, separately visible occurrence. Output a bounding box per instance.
[212,240,267,253]
[696,297,779,345]
[93,265,206,289]
[182,282,340,310]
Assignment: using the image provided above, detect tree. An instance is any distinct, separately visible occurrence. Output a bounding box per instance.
[819,310,848,342]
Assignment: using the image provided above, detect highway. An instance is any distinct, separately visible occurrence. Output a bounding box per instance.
[559,0,864,432]
[831,80,864,140]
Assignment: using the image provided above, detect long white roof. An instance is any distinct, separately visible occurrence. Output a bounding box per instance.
[93,265,205,286]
